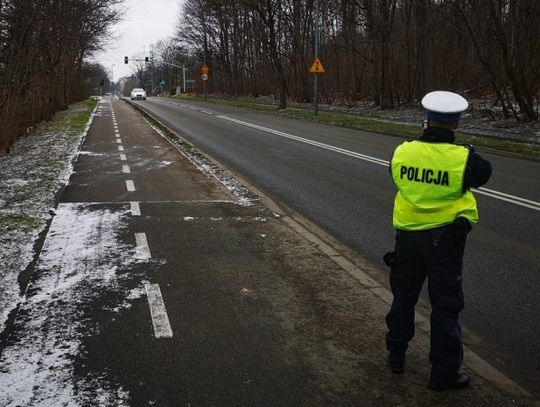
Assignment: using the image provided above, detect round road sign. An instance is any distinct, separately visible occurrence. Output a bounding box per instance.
[202,73,209,81]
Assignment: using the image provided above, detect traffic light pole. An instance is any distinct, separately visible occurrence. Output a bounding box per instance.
[150,45,154,96]
[125,54,186,95]
[158,61,187,93]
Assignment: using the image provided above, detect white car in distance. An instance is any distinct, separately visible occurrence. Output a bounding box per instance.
[130,88,146,100]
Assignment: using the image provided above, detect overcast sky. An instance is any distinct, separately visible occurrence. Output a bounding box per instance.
[94,0,182,82]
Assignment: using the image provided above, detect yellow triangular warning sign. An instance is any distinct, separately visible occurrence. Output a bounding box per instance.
[309,57,325,73]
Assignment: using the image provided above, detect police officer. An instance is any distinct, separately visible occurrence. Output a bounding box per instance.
[384,91,492,390]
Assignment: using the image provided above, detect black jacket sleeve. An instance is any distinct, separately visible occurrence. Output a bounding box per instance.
[463,151,492,191]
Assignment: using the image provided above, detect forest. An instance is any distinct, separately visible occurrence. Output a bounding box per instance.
[0,0,121,152]
[151,0,539,119]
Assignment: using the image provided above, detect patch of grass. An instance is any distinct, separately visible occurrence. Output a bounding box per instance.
[173,94,277,113]
[454,133,540,156]
[40,98,98,134]
[171,94,539,157]
[284,108,421,138]
[67,98,98,133]
[0,213,41,231]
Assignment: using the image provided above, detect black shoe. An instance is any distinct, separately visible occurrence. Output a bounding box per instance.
[388,353,405,374]
[428,373,471,391]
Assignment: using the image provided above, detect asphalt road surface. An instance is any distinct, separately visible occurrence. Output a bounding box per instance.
[132,97,540,396]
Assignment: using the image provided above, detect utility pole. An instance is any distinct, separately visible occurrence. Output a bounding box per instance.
[313,0,320,117]
[202,10,208,101]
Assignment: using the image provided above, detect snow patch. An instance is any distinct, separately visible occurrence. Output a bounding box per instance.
[0,100,97,333]
[0,203,147,406]
[156,160,174,168]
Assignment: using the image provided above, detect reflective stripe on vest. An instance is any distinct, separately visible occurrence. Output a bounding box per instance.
[391,140,478,230]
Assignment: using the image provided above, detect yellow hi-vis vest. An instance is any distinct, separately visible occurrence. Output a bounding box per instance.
[391,140,478,230]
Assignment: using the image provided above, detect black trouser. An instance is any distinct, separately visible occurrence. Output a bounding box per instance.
[384,219,469,381]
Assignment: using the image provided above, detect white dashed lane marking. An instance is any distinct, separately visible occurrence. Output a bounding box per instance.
[130,201,141,216]
[118,145,124,151]
[126,180,135,192]
[120,154,127,161]
[116,139,122,144]
[135,232,151,259]
[122,165,131,173]
[145,283,173,339]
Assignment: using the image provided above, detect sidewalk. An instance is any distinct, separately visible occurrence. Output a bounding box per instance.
[0,97,536,406]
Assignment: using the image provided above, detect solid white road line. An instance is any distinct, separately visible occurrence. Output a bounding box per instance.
[474,187,540,211]
[135,232,151,259]
[118,145,124,151]
[122,165,131,173]
[214,114,539,211]
[217,114,390,166]
[126,180,135,192]
[130,201,141,216]
[120,154,127,161]
[145,283,173,338]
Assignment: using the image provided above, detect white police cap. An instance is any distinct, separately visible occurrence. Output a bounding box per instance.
[422,91,468,122]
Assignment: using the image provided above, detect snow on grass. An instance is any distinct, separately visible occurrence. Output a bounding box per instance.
[0,99,97,333]
[0,203,147,406]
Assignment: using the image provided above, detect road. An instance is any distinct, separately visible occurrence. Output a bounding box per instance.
[132,97,540,395]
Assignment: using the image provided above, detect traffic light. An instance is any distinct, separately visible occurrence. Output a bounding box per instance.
[124,56,128,64]
[145,56,149,63]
